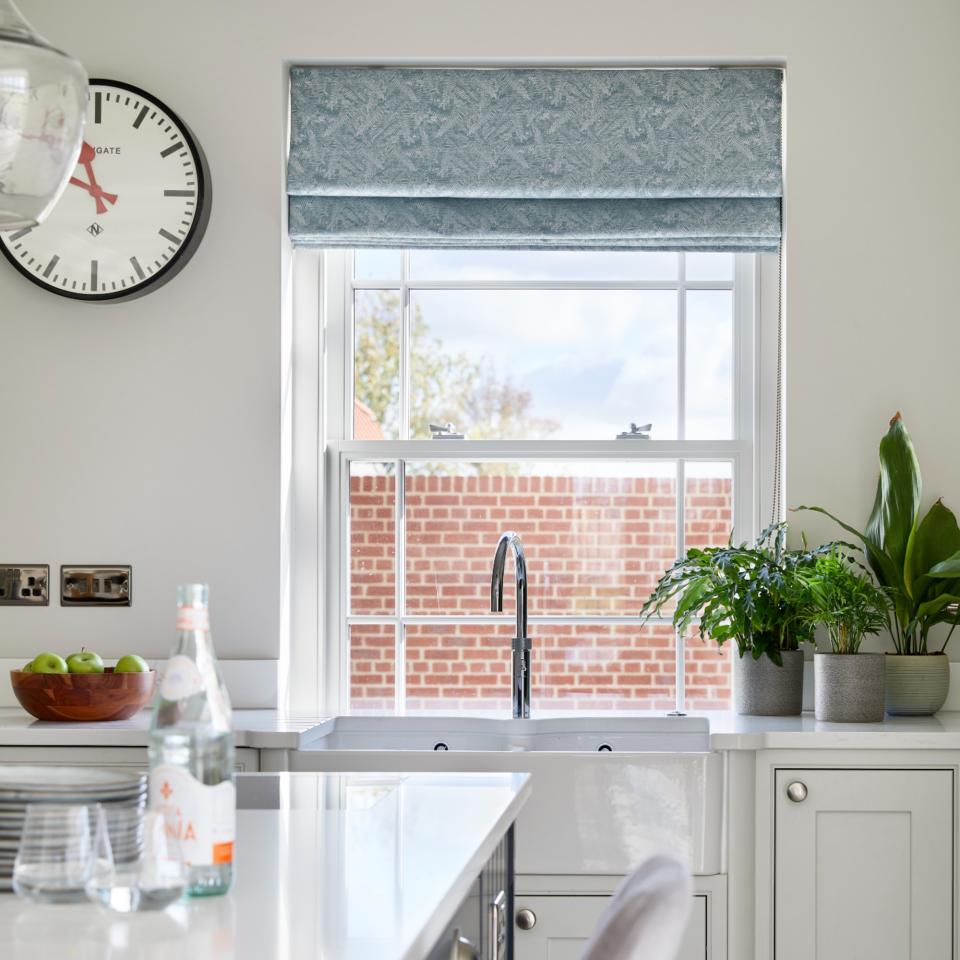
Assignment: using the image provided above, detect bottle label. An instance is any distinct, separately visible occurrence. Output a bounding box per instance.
[176,607,210,631]
[160,655,205,700]
[149,764,235,867]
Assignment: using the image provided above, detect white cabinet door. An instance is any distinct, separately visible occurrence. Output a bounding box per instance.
[775,768,954,960]
[514,894,707,960]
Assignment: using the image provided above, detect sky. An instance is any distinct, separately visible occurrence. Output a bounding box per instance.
[355,251,733,446]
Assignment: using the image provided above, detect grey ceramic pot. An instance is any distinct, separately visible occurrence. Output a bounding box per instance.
[814,653,885,722]
[885,653,950,716]
[733,649,804,716]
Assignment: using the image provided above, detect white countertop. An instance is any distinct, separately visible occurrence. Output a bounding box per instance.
[0,708,330,750]
[3,706,960,752]
[0,771,531,960]
[703,710,960,750]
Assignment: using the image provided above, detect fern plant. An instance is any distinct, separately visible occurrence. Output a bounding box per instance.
[640,523,842,665]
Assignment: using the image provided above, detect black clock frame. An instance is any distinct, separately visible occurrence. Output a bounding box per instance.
[0,78,212,303]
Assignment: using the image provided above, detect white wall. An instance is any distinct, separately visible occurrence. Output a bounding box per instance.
[1,0,958,667]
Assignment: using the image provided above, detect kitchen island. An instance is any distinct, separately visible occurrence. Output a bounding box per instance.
[0,771,531,960]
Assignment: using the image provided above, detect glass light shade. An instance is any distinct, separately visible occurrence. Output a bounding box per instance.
[0,0,86,231]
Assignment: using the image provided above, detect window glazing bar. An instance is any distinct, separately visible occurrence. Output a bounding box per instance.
[340,441,745,459]
[346,614,675,626]
[673,458,686,716]
[351,279,734,293]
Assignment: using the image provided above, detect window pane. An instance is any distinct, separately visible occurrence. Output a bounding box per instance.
[409,249,678,282]
[536,622,676,711]
[684,461,734,549]
[409,290,678,440]
[685,290,733,439]
[353,290,400,440]
[354,249,401,283]
[684,628,733,710]
[349,623,395,714]
[685,252,734,282]
[406,622,511,712]
[404,461,677,617]
[404,622,676,711]
[683,463,734,711]
[349,462,395,615]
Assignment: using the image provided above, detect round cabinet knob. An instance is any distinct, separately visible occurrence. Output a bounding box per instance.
[786,781,808,803]
[516,908,537,930]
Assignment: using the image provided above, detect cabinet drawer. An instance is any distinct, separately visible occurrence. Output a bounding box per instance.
[774,768,954,960]
[513,893,708,960]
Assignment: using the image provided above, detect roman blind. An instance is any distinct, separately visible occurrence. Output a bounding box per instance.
[287,66,782,251]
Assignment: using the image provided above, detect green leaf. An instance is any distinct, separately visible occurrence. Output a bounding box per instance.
[866,413,921,582]
[673,580,710,632]
[928,550,960,579]
[906,500,960,598]
[926,605,960,630]
[793,504,900,590]
[909,594,960,635]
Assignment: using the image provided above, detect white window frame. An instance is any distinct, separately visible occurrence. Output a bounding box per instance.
[289,247,780,715]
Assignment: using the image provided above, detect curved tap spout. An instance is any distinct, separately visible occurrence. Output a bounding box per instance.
[490,531,531,719]
[490,531,527,640]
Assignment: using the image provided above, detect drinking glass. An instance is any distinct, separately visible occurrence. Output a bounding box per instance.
[86,807,186,912]
[13,803,102,904]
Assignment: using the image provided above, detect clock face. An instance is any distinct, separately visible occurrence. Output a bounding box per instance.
[0,79,210,301]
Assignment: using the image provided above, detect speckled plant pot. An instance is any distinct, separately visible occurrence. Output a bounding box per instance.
[885,653,950,716]
[733,649,803,716]
[814,653,885,723]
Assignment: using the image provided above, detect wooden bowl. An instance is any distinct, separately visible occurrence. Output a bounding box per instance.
[10,667,156,722]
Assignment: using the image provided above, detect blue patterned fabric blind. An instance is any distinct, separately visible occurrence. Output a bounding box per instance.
[288,67,782,251]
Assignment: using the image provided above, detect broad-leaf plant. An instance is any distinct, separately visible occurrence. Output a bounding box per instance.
[798,414,960,654]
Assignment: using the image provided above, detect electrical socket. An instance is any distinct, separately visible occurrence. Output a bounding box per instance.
[0,565,50,605]
[61,565,132,606]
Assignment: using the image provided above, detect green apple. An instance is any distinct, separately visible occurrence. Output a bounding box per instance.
[66,649,105,674]
[20,662,34,673]
[30,652,68,674]
[115,654,149,674]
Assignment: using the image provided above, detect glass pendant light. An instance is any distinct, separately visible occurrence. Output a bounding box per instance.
[0,0,86,231]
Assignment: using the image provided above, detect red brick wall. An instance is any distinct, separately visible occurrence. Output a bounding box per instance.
[349,474,733,712]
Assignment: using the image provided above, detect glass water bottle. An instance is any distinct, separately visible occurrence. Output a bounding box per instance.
[148,584,235,897]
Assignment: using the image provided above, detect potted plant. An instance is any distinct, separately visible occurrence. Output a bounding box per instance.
[640,523,834,716]
[796,548,890,722]
[799,414,960,715]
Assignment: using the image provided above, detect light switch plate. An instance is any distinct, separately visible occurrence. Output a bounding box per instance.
[61,565,131,606]
[0,565,50,605]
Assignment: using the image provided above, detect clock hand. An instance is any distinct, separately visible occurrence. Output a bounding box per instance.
[69,167,118,214]
[69,141,118,215]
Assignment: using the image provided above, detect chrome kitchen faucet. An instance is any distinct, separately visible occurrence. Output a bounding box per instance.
[490,531,531,719]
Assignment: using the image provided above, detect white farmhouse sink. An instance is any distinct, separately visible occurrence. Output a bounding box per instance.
[294,715,723,875]
[304,715,710,753]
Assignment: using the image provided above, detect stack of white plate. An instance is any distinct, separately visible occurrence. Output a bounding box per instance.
[0,766,147,891]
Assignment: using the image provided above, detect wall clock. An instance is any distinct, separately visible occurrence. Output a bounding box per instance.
[0,79,211,302]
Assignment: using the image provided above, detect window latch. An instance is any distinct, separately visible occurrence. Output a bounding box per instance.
[430,422,465,440]
[616,422,652,440]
